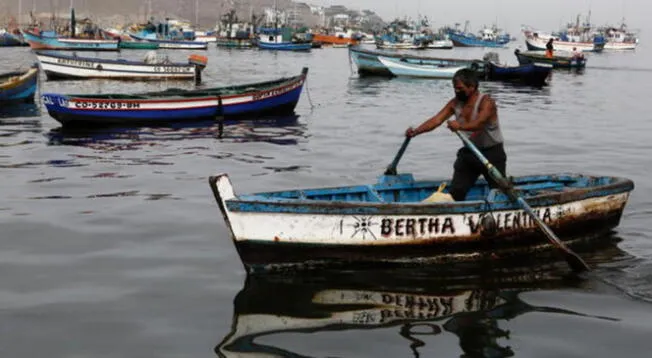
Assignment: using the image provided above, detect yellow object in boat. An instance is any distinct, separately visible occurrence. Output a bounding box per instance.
[422,183,454,203]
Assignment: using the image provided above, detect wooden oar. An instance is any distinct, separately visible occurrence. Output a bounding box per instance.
[384,136,411,175]
[451,126,590,273]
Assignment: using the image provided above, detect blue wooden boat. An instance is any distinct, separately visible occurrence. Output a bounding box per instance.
[484,61,552,87]
[0,29,27,46]
[257,40,312,51]
[209,171,633,273]
[128,33,208,50]
[447,31,506,48]
[349,46,483,77]
[514,49,587,69]
[0,65,39,103]
[255,29,312,51]
[21,30,120,51]
[42,67,308,126]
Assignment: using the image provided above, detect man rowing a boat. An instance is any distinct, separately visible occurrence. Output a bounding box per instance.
[405,68,507,201]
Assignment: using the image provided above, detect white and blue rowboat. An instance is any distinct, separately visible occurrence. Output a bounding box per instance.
[34,51,206,81]
[378,56,467,79]
[348,46,482,77]
[42,67,308,126]
[128,34,208,50]
[209,172,633,273]
[21,30,119,51]
[0,65,39,103]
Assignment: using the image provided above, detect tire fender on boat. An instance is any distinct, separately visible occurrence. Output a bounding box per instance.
[96,64,103,71]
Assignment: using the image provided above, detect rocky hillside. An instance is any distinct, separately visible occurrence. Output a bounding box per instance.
[3,0,385,30]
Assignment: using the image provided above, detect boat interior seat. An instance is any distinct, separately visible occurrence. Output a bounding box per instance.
[365,185,385,202]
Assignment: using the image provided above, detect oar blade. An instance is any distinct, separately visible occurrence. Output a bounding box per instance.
[565,251,591,273]
[384,137,411,176]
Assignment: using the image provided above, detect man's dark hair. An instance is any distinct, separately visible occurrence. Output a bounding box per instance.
[452,68,478,88]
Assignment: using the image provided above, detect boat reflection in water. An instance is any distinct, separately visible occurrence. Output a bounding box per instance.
[216,240,627,358]
[0,102,41,119]
[46,115,306,149]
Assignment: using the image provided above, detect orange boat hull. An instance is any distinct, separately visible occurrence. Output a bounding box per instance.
[312,34,359,45]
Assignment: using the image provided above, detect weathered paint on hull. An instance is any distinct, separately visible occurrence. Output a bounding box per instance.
[210,173,633,273]
[233,210,623,273]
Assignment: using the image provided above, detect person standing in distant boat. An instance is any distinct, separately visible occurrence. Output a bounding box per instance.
[545,38,554,58]
[404,68,507,201]
[571,47,583,60]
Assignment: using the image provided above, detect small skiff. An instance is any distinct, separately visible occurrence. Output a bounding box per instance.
[209,172,634,273]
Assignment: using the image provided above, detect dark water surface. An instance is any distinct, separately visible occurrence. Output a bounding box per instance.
[1,42,652,357]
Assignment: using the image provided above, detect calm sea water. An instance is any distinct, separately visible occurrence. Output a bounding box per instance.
[1,41,652,357]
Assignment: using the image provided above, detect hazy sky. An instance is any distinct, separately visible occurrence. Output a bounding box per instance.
[312,0,645,35]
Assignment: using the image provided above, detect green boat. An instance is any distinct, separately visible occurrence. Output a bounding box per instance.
[118,41,159,50]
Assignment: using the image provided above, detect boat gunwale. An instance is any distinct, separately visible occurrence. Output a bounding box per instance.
[221,174,634,215]
[35,51,198,67]
[0,66,39,91]
[349,45,482,63]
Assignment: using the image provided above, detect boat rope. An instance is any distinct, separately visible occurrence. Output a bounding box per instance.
[348,49,354,75]
[305,77,315,110]
[216,96,224,138]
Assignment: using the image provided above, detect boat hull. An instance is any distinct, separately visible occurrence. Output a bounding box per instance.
[35,51,200,80]
[448,33,505,48]
[525,36,603,53]
[603,41,637,51]
[485,62,552,87]
[312,33,359,46]
[257,41,312,51]
[209,173,634,273]
[41,68,307,126]
[216,37,253,48]
[118,41,159,49]
[0,66,39,102]
[379,57,466,78]
[128,34,208,49]
[514,50,586,69]
[21,30,119,51]
[349,46,481,77]
[0,31,27,46]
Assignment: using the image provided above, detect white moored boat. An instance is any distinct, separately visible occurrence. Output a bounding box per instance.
[35,51,207,81]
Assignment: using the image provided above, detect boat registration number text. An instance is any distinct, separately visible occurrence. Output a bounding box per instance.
[56,58,95,68]
[153,66,192,73]
[74,101,141,110]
